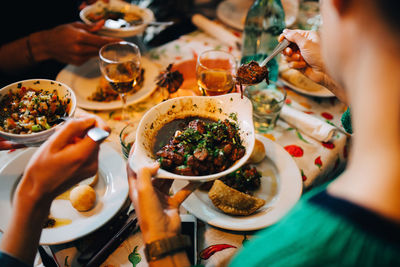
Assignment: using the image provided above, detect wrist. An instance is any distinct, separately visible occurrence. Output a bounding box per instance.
[29,31,51,62]
[15,171,53,210]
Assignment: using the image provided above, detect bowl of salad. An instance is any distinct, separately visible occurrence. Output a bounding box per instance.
[80,0,154,38]
[0,79,76,146]
[129,93,255,181]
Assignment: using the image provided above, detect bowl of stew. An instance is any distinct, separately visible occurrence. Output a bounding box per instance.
[80,0,155,38]
[129,93,255,181]
[0,79,76,146]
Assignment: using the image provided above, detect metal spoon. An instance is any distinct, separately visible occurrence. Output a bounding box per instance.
[260,39,290,67]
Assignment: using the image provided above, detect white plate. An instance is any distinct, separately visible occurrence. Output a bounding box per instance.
[279,78,335,98]
[172,134,302,231]
[79,0,154,38]
[56,57,160,110]
[216,0,253,31]
[0,143,129,245]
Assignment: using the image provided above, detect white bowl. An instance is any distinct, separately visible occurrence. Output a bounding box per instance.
[129,93,255,181]
[0,79,76,146]
[80,0,155,38]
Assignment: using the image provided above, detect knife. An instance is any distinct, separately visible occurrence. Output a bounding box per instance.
[85,210,138,267]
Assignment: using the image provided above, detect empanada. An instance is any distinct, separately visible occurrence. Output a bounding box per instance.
[208,180,265,216]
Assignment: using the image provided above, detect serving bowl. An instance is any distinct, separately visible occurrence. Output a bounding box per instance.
[129,93,255,181]
[80,0,155,38]
[0,79,76,146]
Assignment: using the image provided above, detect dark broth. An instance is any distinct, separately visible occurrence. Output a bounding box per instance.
[152,116,216,155]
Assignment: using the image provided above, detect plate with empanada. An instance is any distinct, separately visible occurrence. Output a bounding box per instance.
[172,134,302,231]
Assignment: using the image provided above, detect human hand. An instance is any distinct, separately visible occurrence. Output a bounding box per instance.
[127,162,200,244]
[279,29,327,85]
[16,115,110,204]
[33,21,121,66]
[0,137,25,151]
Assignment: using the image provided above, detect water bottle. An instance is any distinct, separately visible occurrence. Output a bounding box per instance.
[241,0,286,83]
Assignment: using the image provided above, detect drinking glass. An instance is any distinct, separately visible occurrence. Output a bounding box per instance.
[245,85,286,133]
[196,50,237,96]
[99,41,141,121]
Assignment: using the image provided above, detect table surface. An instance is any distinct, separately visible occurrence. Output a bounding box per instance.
[0,27,349,267]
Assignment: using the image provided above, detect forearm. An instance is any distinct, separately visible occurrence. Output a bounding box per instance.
[322,73,348,105]
[0,31,49,75]
[0,180,50,265]
[149,251,191,267]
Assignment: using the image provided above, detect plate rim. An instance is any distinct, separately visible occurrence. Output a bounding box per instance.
[55,57,160,111]
[0,143,129,245]
[279,78,335,98]
[172,134,303,231]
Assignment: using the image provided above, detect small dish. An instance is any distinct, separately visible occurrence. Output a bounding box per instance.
[80,0,154,38]
[0,79,76,146]
[119,123,136,159]
[129,93,255,182]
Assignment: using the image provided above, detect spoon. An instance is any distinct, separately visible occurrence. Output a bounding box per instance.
[260,38,290,67]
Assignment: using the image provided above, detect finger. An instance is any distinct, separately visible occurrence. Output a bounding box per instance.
[278,34,285,42]
[126,161,137,180]
[136,164,159,190]
[0,141,25,151]
[283,47,293,57]
[289,61,307,69]
[282,29,308,48]
[170,182,201,207]
[49,117,96,150]
[75,114,111,133]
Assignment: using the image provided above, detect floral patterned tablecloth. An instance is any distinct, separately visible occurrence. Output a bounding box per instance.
[0,29,349,267]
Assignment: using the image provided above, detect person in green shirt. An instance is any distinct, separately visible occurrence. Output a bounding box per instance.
[127,0,400,266]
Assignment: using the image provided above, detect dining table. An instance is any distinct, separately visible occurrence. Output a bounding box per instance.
[0,18,349,267]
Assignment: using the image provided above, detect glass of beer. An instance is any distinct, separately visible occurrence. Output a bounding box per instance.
[196,50,237,96]
[99,41,141,120]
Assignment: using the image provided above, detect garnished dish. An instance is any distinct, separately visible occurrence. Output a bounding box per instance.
[154,117,246,176]
[86,6,143,28]
[0,87,71,134]
[88,68,145,102]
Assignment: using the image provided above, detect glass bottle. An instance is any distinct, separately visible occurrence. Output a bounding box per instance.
[241,0,286,83]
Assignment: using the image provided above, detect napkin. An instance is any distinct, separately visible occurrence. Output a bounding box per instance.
[280,105,337,142]
[191,14,242,50]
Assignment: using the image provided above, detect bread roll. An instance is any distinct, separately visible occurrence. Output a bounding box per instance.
[69,185,96,212]
[248,139,266,164]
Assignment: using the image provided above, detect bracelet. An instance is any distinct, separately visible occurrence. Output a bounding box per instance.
[144,234,191,262]
[26,35,36,64]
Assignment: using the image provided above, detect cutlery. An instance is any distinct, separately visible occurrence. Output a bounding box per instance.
[85,209,138,267]
[260,38,290,67]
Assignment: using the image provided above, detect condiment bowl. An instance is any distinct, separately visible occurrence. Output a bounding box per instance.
[0,79,76,146]
[129,93,255,181]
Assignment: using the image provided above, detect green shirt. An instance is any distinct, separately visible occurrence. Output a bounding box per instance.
[229,186,400,267]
